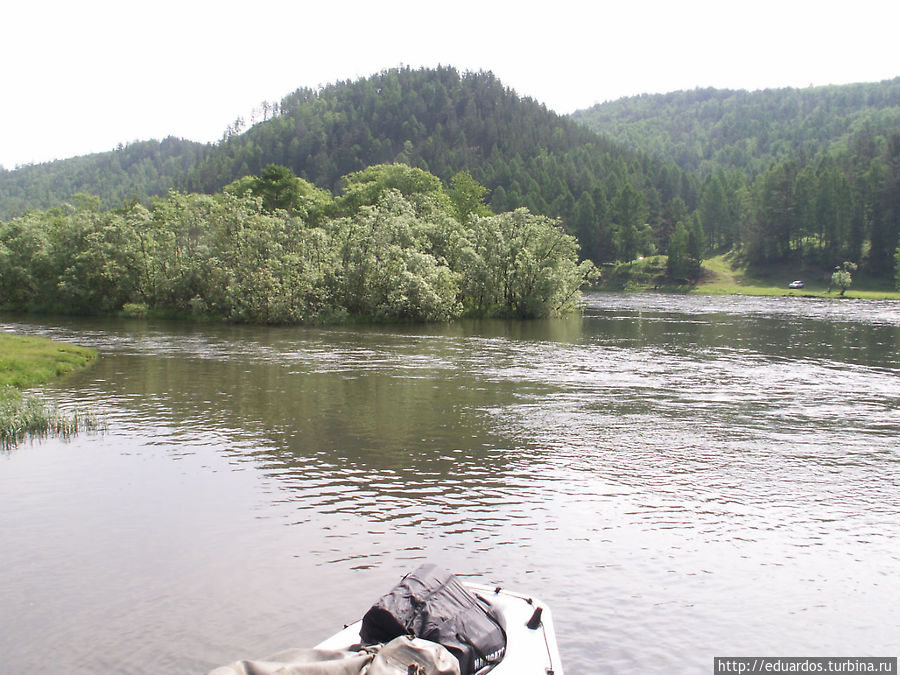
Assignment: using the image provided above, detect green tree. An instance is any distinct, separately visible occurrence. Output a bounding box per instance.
[612,185,645,261]
[815,161,854,261]
[571,191,598,260]
[212,193,333,323]
[448,170,491,223]
[490,184,508,213]
[687,212,705,274]
[749,161,797,262]
[895,245,900,290]
[659,196,687,251]
[145,191,218,311]
[615,224,640,262]
[699,174,730,248]
[792,165,818,249]
[0,212,54,308]
[329,190,461,321]
[869,134,900,275]
[224,165,331,219]
[250,164,300,212]
[54,208,140,312]
[459,208,595,318]
[830,261,858,296]
[334,163,451,217]
[666,222,690,279]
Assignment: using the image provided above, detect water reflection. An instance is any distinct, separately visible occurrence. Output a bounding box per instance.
[1,293,899,674]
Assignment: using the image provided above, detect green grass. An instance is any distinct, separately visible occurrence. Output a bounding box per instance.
[696,253,900,300]
[0,333,100,446]
[0,333,97,388]
[0,386,99,445]
[594,252,900,300]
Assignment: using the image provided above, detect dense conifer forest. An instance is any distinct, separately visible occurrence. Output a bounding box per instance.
[572,79,900,175]
[0,138,205,220]
[574,79,900,276]
[1,67,899,302]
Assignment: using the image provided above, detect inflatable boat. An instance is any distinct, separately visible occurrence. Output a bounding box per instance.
[316,582,564,674]
[208,565,563,675]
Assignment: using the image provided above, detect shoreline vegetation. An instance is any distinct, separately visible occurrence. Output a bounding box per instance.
[0,334,99,446]
[0,165,595,325]
[1,153,896,332]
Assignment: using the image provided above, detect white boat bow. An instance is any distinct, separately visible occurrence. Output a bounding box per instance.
[316,583,563,675]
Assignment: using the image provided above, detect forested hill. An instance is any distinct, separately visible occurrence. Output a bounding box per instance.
[571,78,900,175]
[183,66,694,261]
[570,79,900,279]
[0,67,693,263]
[183,66,654,197]
[0,137,207,220]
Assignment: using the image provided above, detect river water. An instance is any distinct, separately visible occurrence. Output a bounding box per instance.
[1,293,898,673]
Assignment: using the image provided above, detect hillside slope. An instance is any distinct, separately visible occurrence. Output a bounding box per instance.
[0,137,207,219]
[3,69,897,281]
[572,78,900,175]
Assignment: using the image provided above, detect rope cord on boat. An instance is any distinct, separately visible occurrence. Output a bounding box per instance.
[540,621,556,675]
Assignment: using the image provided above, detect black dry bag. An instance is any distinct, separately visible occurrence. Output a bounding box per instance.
[360,564,506,675]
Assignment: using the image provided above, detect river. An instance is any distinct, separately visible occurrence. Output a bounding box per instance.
[1,293,898,673]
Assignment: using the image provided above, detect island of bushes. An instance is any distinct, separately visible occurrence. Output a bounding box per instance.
[0,164,595,324]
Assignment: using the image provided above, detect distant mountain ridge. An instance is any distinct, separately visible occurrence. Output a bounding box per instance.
[5,73,897,220]
[182,66,685,214]
[571,77,900,175]
[570,78,900,276]
[0,137,206,219]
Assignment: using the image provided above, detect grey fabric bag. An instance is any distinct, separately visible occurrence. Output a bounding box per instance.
[369,636,460,675]
[207,647,375,675]
[207,636,459,675]
[360,564,505,675]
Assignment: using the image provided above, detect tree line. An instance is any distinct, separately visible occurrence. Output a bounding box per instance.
[693,133,900,276]
[0,67,699,278]
[576,79,900,280]
[0,164,594,323]
[573,78,900,176]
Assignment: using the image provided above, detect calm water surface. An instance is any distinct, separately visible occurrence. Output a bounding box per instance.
[2,293,899,673]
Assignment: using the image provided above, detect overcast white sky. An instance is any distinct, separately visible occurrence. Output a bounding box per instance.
[2,0,898,169]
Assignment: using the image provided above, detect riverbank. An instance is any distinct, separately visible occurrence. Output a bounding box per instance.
[697,253,900,300]
[597,253,900,300]
[0,333,98,445]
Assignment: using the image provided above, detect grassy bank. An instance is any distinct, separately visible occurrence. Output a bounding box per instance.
[0,334,99,446]
[596,253,900,300]
[696,253,900,300]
